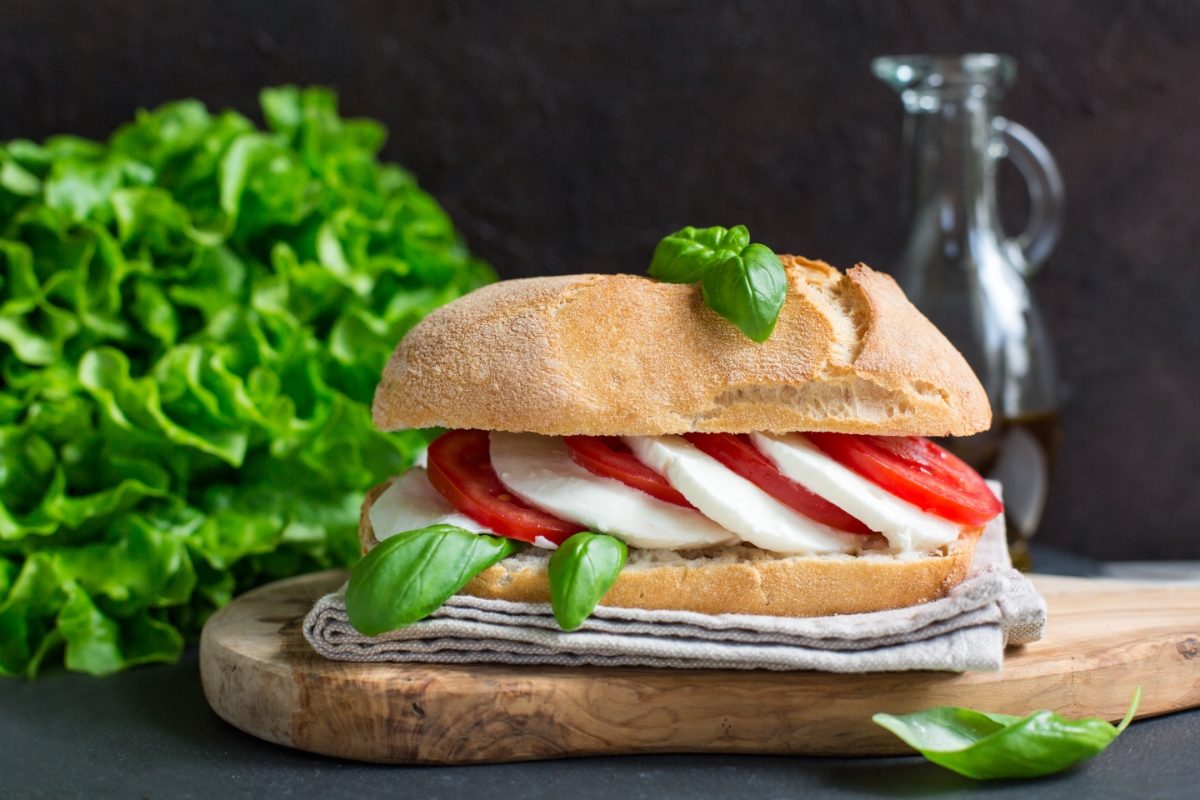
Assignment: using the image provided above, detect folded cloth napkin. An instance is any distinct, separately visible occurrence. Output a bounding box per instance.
[304,490,1045,673]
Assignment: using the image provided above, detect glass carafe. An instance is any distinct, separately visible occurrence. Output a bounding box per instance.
[872,53,1064,568]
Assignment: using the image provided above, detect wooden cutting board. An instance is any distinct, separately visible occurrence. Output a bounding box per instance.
[199,570,1200,764]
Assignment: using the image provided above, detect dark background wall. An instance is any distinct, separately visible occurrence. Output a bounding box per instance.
[3,0,1198,560]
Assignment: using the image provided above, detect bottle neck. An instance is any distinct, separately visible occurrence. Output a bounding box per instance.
[901,91,1001,239]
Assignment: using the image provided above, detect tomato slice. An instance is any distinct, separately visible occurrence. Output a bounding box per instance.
[426,429,582,545]
[805,433,1002,526]
[682,433,873,535]
[563,436,694,508]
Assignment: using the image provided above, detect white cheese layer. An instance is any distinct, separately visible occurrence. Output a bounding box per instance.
[368,468,495,541]
[625,435,860,555]
[489,432,737,550]
[375,435,966,556]
[750,432,963,553]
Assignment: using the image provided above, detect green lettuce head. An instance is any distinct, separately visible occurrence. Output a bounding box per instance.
[0,87,494,677]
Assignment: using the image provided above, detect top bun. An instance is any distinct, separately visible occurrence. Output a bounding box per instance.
[372,256,991,437]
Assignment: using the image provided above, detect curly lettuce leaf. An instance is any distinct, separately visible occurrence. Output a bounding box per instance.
[0,86,493,677]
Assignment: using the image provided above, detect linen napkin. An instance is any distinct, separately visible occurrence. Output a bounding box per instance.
[304,487,1045,673]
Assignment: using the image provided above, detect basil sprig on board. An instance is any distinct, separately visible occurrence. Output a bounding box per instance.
[873,688,1142,780]
[344,525,519,635]
[649,225,787,343]
[547,531,628,631]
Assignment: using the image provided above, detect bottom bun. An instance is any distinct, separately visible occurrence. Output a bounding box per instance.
[360,479,981,618]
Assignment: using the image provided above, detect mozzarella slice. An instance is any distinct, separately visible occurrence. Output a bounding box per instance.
[368,468,494,541]
[412,446,429,469]
[625,435,860,555]
[489,432,737,550]
[751,432,963,553]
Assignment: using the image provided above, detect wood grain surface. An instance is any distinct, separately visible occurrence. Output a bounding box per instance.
[199,570,1200,764]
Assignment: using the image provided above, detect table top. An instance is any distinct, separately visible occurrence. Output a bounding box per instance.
[4,546,1197,800]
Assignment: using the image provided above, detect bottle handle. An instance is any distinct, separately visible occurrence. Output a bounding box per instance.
[995,118,1064,275]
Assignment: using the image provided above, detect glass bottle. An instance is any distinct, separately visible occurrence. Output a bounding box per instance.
[872,54,1064,569]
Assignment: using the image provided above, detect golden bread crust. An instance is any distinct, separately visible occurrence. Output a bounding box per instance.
[371,257,991,437]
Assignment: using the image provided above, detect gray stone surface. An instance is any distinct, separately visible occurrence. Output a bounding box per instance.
[2,646,1196,800]
[2,548,1194,799]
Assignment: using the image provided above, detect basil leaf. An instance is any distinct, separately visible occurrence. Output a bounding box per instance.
[648,225,789,342]
[648,225,750,283]
[344,525,519,636]
[700,243,787,343]
[873,687,1142,780]
[547,531,627,631]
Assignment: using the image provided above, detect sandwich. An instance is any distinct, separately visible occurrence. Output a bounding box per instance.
[352,244,1002,634]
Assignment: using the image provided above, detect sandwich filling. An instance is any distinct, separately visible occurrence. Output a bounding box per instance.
[369,429,1002,558]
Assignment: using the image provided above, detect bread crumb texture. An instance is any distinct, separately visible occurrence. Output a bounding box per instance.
[459,535,978,617]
